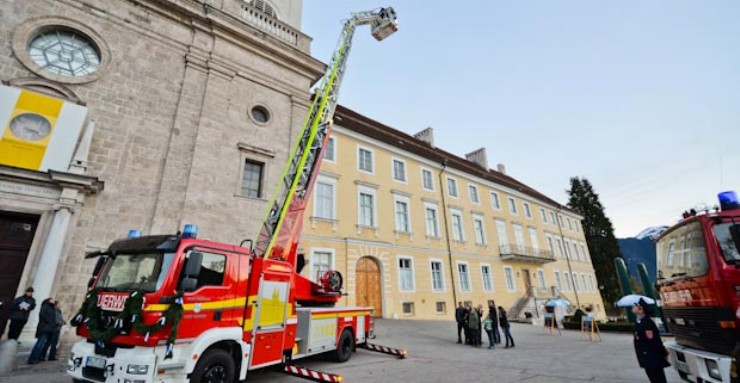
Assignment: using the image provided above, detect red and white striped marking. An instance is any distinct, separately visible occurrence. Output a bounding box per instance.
[283,364,343,383]
[361,342,407,358]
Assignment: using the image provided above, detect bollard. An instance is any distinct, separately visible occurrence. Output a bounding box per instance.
[0,339,18,374]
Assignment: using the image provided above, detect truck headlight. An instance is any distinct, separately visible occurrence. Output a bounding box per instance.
[705,358,721,380]
[126,364,149,375]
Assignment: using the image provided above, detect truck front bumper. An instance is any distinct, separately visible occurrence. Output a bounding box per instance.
[666,341,732,383]
[67,340,186,383]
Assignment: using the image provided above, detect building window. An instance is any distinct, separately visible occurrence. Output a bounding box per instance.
[540,208,547,224]
[575,221,581,233]
[314,179,335,219]
[566,217,573,230]
[324,137,336,162]
[588,274,595,292]
[421,168,434,191]
[473,215,486,245]
[554,271,562,291]
[394,197,411,233]
[398,257,415,291]
[524,203,532,219]
[528,228,539,250]
[424,204,440,238]
[537,269,546,290]
[495,220,508,246]
[491,192,501,210]
[564,240,572,259]
[481,265,493,292]
[250,105,271,124]
[430,260,445,291]
[573,273,581,292]
[358,189,376,226]
[546,234,554,255]
[666,240,675,266]
[564,272,572,291]
[241,159,264,198]
[451,210,464,242]
[358,147,374,173]
[458,263,471,292]
[508,197,518,215]
[250,0,278,18]
[392,159,407,182]
[504,266,515,292]
[581,244,588,261]
[550,211,557,226]
[572,243,580,261]
[513,224,525,249]
[402,302,415,316]
[555,238,564,258]
[311,250,333,282]
[469,185,480,204]
[581,274,588,293]
[28,29,101,77]
[558,214,564,228]
[447,177,458,197]
[436,301,447,315]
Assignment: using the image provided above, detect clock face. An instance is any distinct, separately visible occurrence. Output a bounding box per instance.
[9,113,52,142]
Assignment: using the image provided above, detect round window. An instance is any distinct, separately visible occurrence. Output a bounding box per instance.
[251,106,271,124]
[27,29,101,77]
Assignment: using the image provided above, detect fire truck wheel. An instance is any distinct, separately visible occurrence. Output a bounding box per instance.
[334,329,354,363]
[190,349,236,383]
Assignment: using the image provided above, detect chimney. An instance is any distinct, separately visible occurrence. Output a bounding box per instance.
[497,163,507,175]
[414,127,434,147]
[465,148,488,169]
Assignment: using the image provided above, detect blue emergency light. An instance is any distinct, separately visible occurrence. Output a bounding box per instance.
[182,224,198,238]
[127,229,142,238]
[718,191,740,211]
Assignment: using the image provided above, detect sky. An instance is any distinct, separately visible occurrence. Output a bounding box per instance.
[302,1,740,238]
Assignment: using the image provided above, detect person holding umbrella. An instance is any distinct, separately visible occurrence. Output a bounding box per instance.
[632,298,670,383]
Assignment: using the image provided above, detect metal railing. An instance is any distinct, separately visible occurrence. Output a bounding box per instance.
[499,245,555,263]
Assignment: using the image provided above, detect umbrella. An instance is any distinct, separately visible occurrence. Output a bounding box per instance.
[545,299,571,308]
[616,294,655,307]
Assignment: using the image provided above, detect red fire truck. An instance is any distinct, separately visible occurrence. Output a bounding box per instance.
[656,191,740,383]
[67,7,402,383]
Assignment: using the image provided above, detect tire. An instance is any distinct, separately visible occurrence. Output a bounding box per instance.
[190,349,236,383]
[334,329,354,363]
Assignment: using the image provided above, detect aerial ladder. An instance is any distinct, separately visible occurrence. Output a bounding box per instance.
[254,8,398,274]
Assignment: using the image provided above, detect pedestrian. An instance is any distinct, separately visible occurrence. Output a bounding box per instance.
[632,298,670,383]
[476,305,484,346]
[28,298,56,364]
[41,300,65,361]
[488,301,501,344]
[468,304,481,347]
[462,302,471,345]
[7,287,36,341]
[455,302,465,344]
[483,313,495,349]
[499,306,515,348]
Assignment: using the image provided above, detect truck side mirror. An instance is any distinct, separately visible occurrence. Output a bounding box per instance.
[730,225,740,252]
[184,252,203,278]
[181,277,199,293]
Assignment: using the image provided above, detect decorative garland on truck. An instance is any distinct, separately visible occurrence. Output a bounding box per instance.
[71,289,184,359]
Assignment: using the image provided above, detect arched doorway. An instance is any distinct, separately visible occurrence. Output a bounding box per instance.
[355,257,382,317]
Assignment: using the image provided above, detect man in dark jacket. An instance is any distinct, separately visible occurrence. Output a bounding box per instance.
[41,301,65,361]
[632,299,669,383]
[28,299,56,364]
[462,303,471,344]
[455,302,465,343]
[488,301,500,344]
[7,287,36,340]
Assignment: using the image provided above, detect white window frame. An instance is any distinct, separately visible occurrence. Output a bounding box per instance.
[446,176,459,198]
[472,214,486,245]
[424,202,441,238]
[550,211,557,226]
[566,217,573,231]
[573,272,581,292]
[393,194,412,233]
[481,263,493,292]
[420,167,435,191]
[313,175,337,220]
[429,258,446,292]
[546,234,555,255]
[564,271,572,291]
[528,227,539,250]
[503,266,516,292]
[572,243,580,262]
[490,191,501,210]
[468,184,480,204]
[554,271,562,291]
[581,274,588,294]
[436,301,447,315]
[513,224,525,249]
[391,157,407,183]
[402,302,415,316]
[357,145,375,175]
[451,209,465,242]
[508,197,518,215]
[324,136,337,163]
[581,244,588,261]
[588,274,596,292]
[495,219,508,246]
[309,247,335,283]
[357,185,378,227]
[540,208,547,224]
[523,202,532,219]
[457,261,472,292]
[537,269,546,290]
[397,256,416,292]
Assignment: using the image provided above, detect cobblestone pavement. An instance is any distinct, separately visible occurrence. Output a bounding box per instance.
[0,319,681,383]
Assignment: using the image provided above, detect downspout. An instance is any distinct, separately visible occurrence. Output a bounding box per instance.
[345,237,349,307]
[557,207,581,308]
[439,160,458,305]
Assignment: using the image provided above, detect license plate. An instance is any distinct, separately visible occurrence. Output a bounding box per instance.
[86,356,106,369]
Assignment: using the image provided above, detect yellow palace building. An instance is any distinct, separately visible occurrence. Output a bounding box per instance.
[299,106,606,321]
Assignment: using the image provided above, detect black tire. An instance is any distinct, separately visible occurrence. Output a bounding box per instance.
[190,349,236,383]
[334,329,354,363]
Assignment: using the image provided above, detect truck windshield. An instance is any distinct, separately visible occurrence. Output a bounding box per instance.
[96,252,175,292]
[713,223,740,263]
[656,221,709,281]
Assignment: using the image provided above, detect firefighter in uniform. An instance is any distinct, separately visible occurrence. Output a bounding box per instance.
[632,298,670,383]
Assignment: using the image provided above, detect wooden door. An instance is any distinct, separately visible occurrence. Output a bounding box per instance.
[355,257,382,317]
[0,212,39,336]
[522,269,532,295]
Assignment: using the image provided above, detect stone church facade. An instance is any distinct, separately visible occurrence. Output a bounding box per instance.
[0,0,322,339]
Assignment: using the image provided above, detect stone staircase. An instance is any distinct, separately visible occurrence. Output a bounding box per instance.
[508,286,562,323]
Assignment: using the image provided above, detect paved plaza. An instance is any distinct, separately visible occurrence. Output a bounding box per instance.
[0,319,680,383]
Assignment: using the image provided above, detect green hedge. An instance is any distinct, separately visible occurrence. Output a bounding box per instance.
[563,320,634,333]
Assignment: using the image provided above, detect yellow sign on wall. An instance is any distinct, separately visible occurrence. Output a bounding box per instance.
[0,85,87,172]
